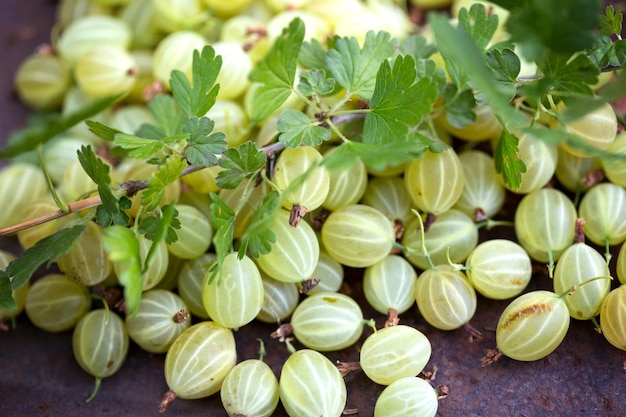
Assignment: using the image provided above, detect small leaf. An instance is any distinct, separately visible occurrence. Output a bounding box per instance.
[297,69,336,97]
[442,86,476,129]
[183,116,227,167]
[208,192,236,283]
[148,95,187,137]
[249,18,305,124]
[85,120,123,142]
[362,55,438,145]
[299,38,328,69]
[600,5,623,37]
[326,31,395,100]
[171,45,222,117]
[483,48,521,101]
[0,272,16,310]
[6,225,87,294]
[102,225,142,317]
[141,154,187,211]
[142,204,179,272]
[216,141,267,189]
[458,3,499,51]
[277,109,331,148]
[0,94,123,158]
[113,134,167,159]
[493,129,526,191]
[238,191,279,259]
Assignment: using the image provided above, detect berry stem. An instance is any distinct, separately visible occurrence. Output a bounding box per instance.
[85,376,102,403]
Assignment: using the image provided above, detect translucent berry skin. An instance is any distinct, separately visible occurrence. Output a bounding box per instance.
[72,309,129,379]
[125,289,191,353]
[202,253,264,329]
[363,255,417,315]
[164,321,237,399]
[414,266,477,331]
[496,290,570,361]
[321,204,395,268]
[360,325,431,385]
[256,273,299,324]
[25,274,92,332]
[279,349,347,417]
[578,182,626,247]
[290,292,364,352]
[404,148,465,215]
[600,285,626,351]
[374,376,439,417]
[220,359,280,417]
[465,239,532,300]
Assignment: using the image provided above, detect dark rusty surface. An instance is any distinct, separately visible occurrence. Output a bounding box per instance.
[1,2,626,417]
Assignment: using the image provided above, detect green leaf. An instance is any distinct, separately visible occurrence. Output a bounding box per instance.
[142,204,179,272]
[362,55,438,145]
[102,225,142,317]
[249,18,305,124]
[208,192,236,283]
[0,272,16,310]
[183,116,227,167]
[238,191,279,259]
[85,120,123,142]
[326,31,395,100]
[148,94,187,137]
[77,145,130,227]
[396,34,438,61]
[458,3,499,51]
[0,94,123,158]
[502,0,602,62]
[536,52,599,102]
[171,45,222,117]
[276,109,331,148]
[430,13,526,131]
[297,69,336,97]
[216,141,267,189]
[600,5,622,37]
[588,37,626,69]
[493,129,526,191]
[139,204,180,244]
[5,225,86,297]
[483,48,520,101]
[113,134,167,159]
[442,86,476,129]
[323,134,429,172]
[299,37,328,69]
[141,154,187,211]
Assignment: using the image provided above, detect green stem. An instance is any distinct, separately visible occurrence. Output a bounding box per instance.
[604,237,612,265]
[411,209,436,270]
[547,250,555,279]
[284,337,297,355]
[37,146,69,213]
[85,377,102,403]
[591,316,602,334]
[258,338,266,362]
[557,275,613,299]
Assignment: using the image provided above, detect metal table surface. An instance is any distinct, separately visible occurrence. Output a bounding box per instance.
[0,2,625,417]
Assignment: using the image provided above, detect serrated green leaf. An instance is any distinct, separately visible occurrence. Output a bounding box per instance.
[148,94,187,137]
[493,129,526,191]
[5,225,86,297]
[216,141,267,189]
[588,37,626,69]
[326,31,395,100]
[537,52,599,102]
[113,134,167,159]
[171,46,222,117]
[142,204,179,272]
[323,135,429,172]
[249,18,305,124]
[208,192,236,283]
[483,48,520,101]
[102,225,142,317]
[183,116,227,167]
[362,55,438,145]
[299,38,328,69]
[397,34,438,61]
[0,94,123,158]
[502,0,602,62]
[442,86,476,129]
[77,145,111,186]
[430,13,526,131]
[141,154,187,211]
[600,5,622,37]
[297,69,336,97]
[458,3,499,51]
[85,120,123,142]
[0,272,16,310]
[238,191,279,259]
[276,109,331,148]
